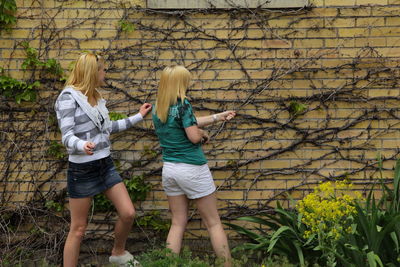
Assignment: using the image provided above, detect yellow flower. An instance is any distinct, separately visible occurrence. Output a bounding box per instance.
[296,180,359,240]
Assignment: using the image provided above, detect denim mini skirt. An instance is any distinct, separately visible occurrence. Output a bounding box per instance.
[67,156,122,198]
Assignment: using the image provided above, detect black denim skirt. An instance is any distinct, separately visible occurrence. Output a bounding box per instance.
[67,156,122,198]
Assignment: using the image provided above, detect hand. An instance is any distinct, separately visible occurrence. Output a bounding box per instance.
[219,110,236,121]
[199,129,209,144]
[84,142,95,155]
[139,103,152,117]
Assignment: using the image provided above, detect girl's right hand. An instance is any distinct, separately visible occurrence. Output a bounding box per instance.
[84,142,95,155]
[219,110,236,121]
[139,103,152,117]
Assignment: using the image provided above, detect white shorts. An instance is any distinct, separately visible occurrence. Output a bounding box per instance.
[162,162,216,199]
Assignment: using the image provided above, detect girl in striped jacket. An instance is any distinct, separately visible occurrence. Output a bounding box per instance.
[55,53,151,267]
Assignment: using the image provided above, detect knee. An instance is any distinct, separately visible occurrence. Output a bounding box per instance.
[70,223,87,239]
[171,215,188,229]
[120,208,135,223]
[202,217,221,230]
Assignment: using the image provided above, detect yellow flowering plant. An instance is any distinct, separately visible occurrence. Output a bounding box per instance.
[297,180,360,240]
[296,180,361,266]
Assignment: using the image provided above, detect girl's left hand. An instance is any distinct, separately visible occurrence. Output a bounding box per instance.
[219,110,236,121]
[139,103,152,117]
[199,129,209,144]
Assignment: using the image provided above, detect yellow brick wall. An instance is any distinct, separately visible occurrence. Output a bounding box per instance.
[1,0,400,243]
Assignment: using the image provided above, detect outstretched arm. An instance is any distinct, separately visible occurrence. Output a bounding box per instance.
[110,103,152,134]
[196,110,236,128]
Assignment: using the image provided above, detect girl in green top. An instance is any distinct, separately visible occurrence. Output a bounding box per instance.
[152,65,235,267]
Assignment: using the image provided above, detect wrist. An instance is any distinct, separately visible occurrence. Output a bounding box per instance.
[212,114,218,122]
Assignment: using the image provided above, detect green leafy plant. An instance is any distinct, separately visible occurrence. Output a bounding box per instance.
[296,181,359,266]
[109,111,128,121]
[334,159,400,266]
[46,141,66,159]
[0,0,17,32]
[288,101,307,118]
[141,145,158,159]
[21,42,63,77]
[136,210,170,233]
[125,174,152,202]
[135,247,210,267]
[228,159,400,267]
[44,200,64,212]
[0,74,40,104]
[93,174,151,212]
[226,202,321,266]
[118,19,135,33]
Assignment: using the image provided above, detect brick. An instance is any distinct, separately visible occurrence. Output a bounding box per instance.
[325,38,355,48]
[356,17,385,27]
[310,0,324,7]
[310,8,339,17]
[357,0,387,5]
[60,1,87,8]
[377,47,400,57]
[338,28,370,38]
[290,18,324,29]
[386,17,400,26]
[216,191,243,200]
[246,190,275,199]
[340,7,372,16]
[355,37,386,47]
[266,18,292,28]
[325,18,356,28]
[370,27,400,37]
[79,40,110,49]
[325,0,356,6]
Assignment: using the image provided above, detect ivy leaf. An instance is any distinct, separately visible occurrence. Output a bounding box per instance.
[288,101,307,118]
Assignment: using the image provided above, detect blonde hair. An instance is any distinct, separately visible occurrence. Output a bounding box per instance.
[155,65,191,123]
[65,53,104,102]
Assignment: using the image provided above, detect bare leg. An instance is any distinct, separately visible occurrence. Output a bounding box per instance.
[63,197,92,267]
[166,195,189,253]
[195,193,231,267]
[105,182,136,256]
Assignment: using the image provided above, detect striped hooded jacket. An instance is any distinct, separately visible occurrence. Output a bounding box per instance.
[54,86,142,163]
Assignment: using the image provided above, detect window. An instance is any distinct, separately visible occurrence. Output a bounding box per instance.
[147,0,309,9]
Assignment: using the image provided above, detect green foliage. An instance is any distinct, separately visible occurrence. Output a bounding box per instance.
[136,210,170,233]
[288,101,307,117]
[93,193,113,212]
[0,0,17,32]
[125,174,152,202]
[141,145,158,159]
[109,111,128,121]
[136,247,267,267]
[135,247,211,267]
[118,19,135,33]
[226,203,321,266]
[46,141,66,159]
[228,158,400,266]
[296,181,359,266]
[44,200,64,212]
[2,258,57,267]
[93,174,151,212]
[0,73,39,104]
[334,158,400,266]
[21,42,64,77]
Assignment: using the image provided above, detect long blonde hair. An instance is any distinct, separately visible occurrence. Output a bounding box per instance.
[65,53,104,103]
[155,65,191,123]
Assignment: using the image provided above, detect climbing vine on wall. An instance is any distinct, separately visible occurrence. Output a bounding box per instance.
[0,0,17,32]
[1,0,400,265]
